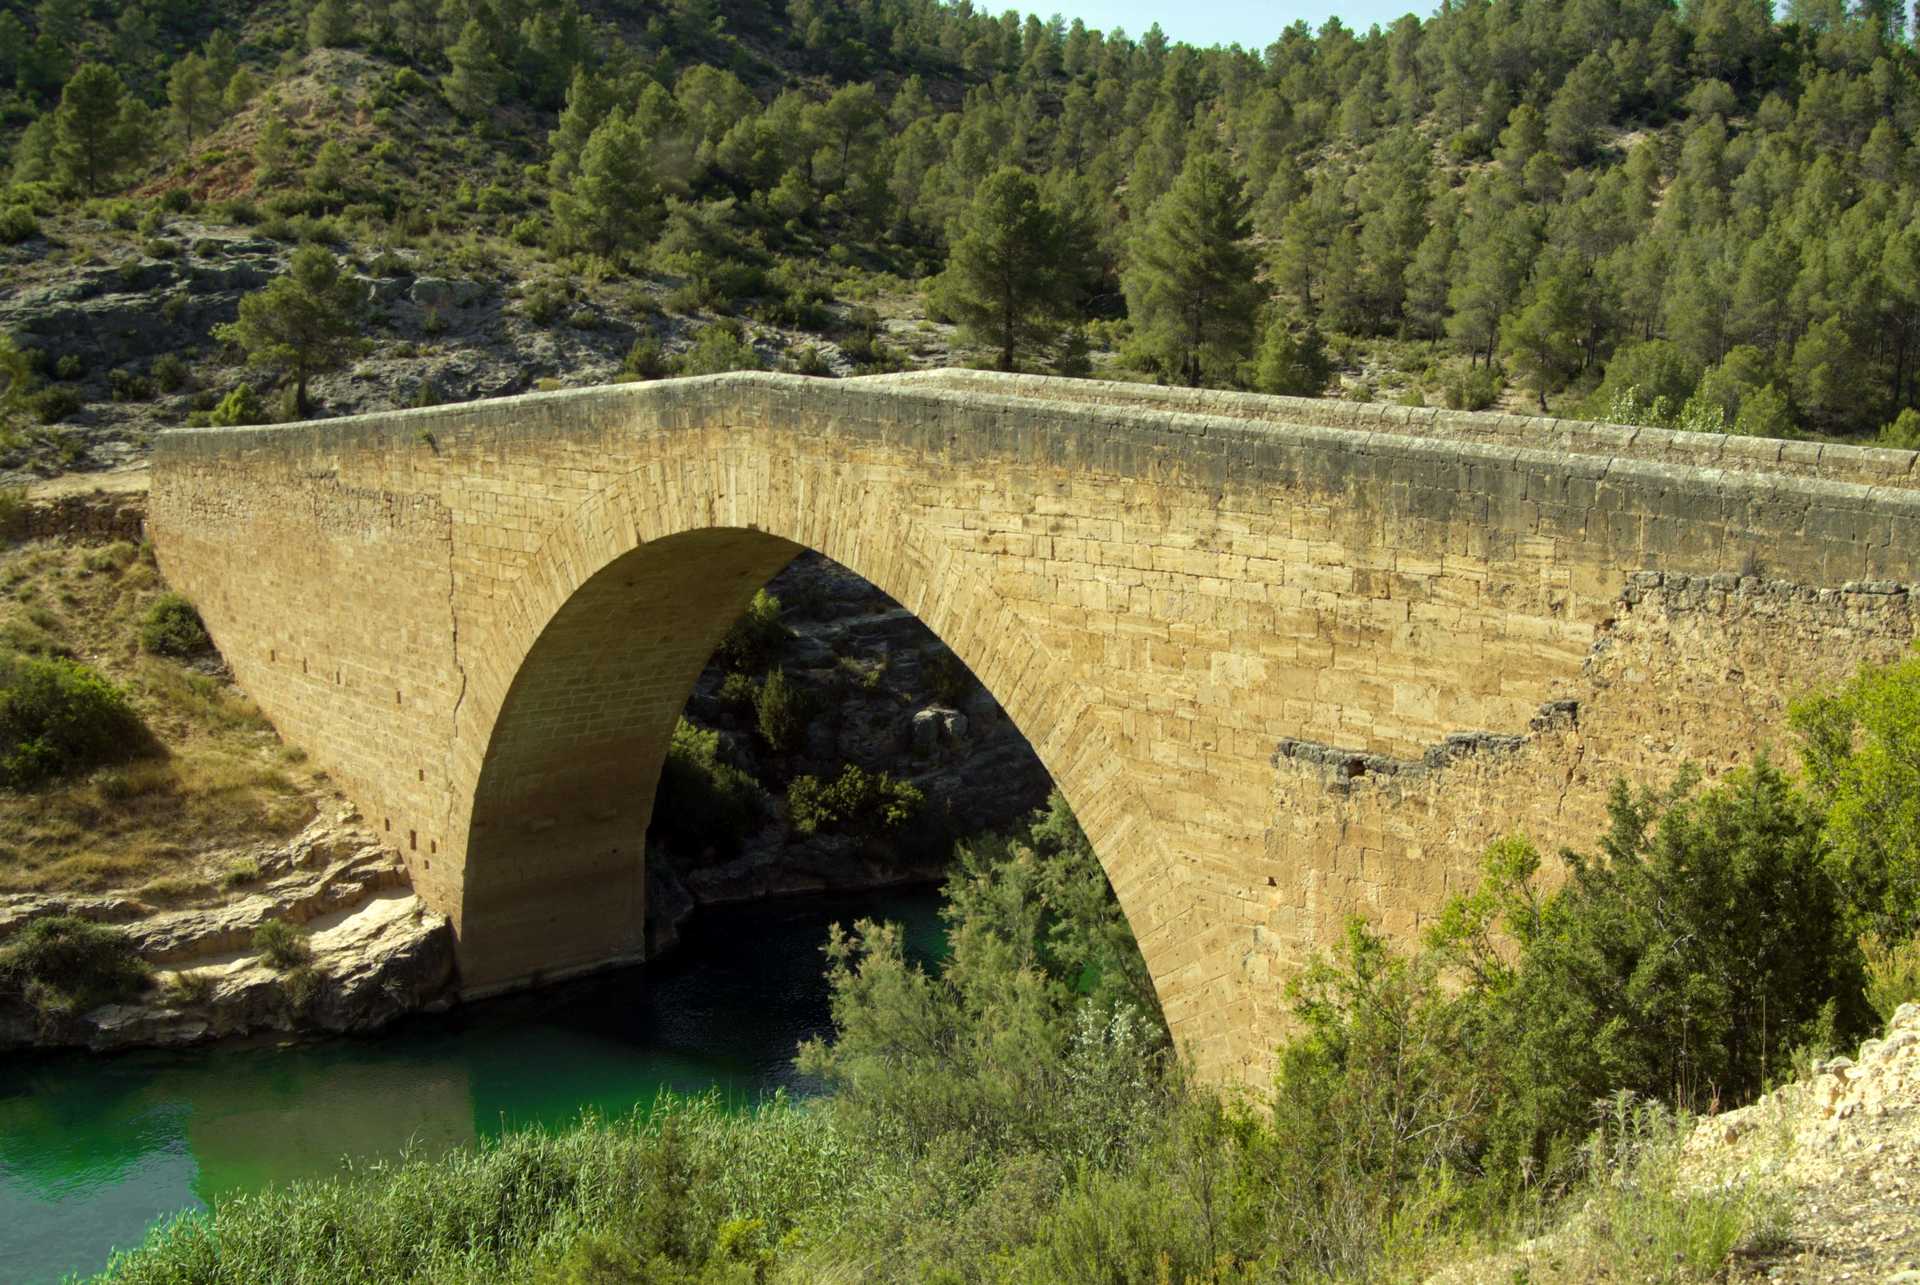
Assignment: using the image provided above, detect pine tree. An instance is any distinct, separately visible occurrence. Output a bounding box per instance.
[216,245,366,415]
[307,0,356,49]
[53,64,144,196]
[166,53,219,150]
[551,108,663,259]
[1254,318,1332,396]
[442,18,504,118]
[547,68,612,188]
[253,114,294,182]
[933,166,1076,372]
[1122,148,1261,387]
[1501,271,1586,411]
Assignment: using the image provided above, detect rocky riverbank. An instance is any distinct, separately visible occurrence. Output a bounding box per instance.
[0,809,453,1053]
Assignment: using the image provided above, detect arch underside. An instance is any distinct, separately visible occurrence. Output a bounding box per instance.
[454,489,1176,1016]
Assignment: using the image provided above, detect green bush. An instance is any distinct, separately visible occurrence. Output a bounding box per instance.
[799,791,1169,1156]
[0,915,150,1017]
[32,385,83,424]
[716,670,758,714]
[753,666,809,753]
[1862,932,1920,1022]
[786,763,922,836]
[252,918,312,970]
[0,653,144,788]
[194,383,267,427]
[678,322,763,377]
[650,719,766,856]
[139,593,211,657]
[618,338,671,382]
[1266,755,1870,1258]
[714,589,784,673]
[1442,364,1501,411]
[1795,647,1920,939]
[1253,321,1332,396]
[151,354,190,393]
[0,205,38,243]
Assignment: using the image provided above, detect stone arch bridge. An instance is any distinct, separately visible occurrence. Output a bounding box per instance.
[149,370,1920,1087]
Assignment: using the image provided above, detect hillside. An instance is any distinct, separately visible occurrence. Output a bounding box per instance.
[0,0,1917,485]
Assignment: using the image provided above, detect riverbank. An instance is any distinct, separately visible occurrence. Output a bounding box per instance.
[2,885,947,1285]
[0,809,453,1053]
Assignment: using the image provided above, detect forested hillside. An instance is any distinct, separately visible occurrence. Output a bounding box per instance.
[2,0,1919,457]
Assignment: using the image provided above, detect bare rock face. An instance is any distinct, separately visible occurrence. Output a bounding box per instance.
[0,813,455,1053]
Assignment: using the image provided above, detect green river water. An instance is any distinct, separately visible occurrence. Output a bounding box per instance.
[0,886,946,1284]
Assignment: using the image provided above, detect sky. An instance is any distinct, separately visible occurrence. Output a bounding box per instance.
[1048,0,1428,50]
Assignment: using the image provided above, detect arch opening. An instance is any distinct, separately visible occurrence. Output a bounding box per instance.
[458,525,1089,998]
[643,549,1056,957]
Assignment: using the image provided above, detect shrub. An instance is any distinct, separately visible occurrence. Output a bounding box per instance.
[223,857,262,888]
[678,322,763,376]
[198,383,266,427]
[650,718,766,855]
[283,962,325,1012]
[1270,755,1870,1246]
[1792,648,1920,939]
[754,666,808,754]
[140,593,211,657]
[1862,932,1920,1022]
[1254,321,1332,396]
[109,367,154,402]
[79,542,137,575]
[1442,365,1501,411]
[786,763,922,836]
[0,205,38,243]
[622,338,672,380]
[783,344,832,377]
[165,969,215,1006]
[716,670,758,714]
[0,915,149,1017]
[714,589,784,673]
[0,653,144,788]
[521,280,569,325]
[151,353,190,392]
[799,791,1169,1157]
[32,385,83,424]
[252,918,312,970]
[1881,408,1920,450]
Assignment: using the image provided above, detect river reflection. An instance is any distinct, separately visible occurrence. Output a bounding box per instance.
[0,885,944,1284]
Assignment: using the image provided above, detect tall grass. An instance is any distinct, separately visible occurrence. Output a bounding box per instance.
[98,1095,864,1285]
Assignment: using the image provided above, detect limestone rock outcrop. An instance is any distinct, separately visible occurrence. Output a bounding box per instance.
[0,812,454,1053]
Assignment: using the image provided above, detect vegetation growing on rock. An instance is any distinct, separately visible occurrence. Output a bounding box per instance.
[0,914,149,1019]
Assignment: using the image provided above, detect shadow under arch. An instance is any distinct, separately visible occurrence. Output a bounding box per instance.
[451,490,1180,1015]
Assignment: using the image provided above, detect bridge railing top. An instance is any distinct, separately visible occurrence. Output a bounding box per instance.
[859,370,1920,493]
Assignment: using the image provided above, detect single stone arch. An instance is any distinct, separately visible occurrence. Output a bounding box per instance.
[445,455,1189,1041]
[152,371,1920,1087]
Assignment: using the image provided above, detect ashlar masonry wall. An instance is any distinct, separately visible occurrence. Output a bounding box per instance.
[150,370,1920,1088]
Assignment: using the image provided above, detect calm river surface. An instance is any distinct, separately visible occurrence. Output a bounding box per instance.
[0,886,945,1284]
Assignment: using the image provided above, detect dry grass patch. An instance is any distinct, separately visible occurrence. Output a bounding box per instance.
[0,539,321,897]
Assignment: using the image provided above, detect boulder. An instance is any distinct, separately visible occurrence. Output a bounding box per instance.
[409,277,486,310]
